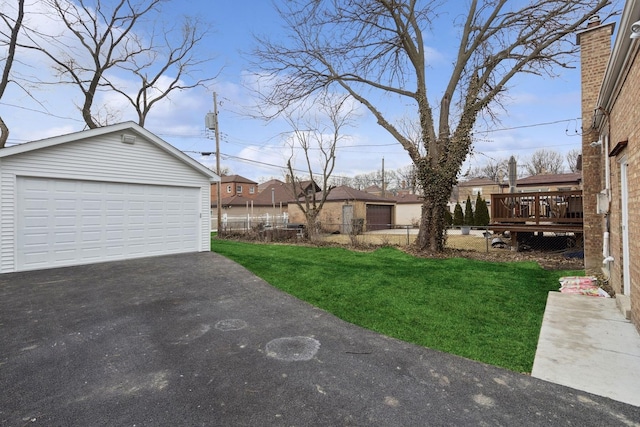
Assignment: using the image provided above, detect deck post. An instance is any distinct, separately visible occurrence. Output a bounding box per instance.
[510,231,518,251]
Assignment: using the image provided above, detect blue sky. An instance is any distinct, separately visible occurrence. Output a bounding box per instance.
[1,0,601,182]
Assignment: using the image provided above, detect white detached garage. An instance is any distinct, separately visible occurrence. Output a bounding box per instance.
[0,122,219,273]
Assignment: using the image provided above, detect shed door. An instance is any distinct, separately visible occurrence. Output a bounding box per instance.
[366,205,392,231]
[341,204,354,234]
[17,177,200,271]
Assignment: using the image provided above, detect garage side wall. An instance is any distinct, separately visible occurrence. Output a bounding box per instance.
[395,203,422,227]
[0,134,212,273]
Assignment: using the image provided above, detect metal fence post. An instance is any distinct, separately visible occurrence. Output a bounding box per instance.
[485,227,490,253]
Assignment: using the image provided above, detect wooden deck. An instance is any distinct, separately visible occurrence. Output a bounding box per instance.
[488,190,583,235]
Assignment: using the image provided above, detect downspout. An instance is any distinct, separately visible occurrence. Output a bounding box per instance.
[597,108,614,276]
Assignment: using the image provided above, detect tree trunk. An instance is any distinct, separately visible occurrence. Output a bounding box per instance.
[417,202,446,252]
[0,117,8,148]
[416,172,451,252]
[301,208,317,240]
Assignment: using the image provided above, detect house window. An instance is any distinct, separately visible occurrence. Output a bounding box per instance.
[472,187,482,195]
[236,185,243,193]
[226,185,232,193]
[249,186,255,194]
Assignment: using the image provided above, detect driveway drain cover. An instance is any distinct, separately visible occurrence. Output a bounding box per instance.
[265,336,320,361]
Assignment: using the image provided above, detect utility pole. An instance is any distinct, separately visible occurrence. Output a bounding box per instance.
[206,93,223,233]
[381,157,386,197]
[214,92,222,234]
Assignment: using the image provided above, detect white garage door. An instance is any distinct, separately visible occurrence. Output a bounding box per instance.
[17,177,200,271]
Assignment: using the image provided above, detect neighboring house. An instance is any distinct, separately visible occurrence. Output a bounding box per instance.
[254,178,321,213]
[213,179,323,230]
[258,178,321,199]
[211,174,258,204]
[216,178,322,216]
[0,122,218,273]
[449,177,500,218]
[579,4,640,331]
[288,185,396,232]
[364,184,385,197]
[506,173,582,192]
[215,179,292,218]
[216,194,263,212]
[454,177,501,202]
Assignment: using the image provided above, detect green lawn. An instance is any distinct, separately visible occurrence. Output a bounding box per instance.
[211,238,581,373]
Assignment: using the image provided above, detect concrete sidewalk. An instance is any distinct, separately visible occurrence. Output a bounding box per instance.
[532,292,640,407]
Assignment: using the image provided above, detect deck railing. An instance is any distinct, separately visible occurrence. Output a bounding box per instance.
[489,190,583,227]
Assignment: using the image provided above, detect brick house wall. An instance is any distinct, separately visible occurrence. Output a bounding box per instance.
[456,185,500,204]
[211,175,258,203]
[577,19,614,273]
[598,43,640,329]
[581,3,640,332]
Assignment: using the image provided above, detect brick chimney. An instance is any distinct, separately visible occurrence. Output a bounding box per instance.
[576,16,615,273]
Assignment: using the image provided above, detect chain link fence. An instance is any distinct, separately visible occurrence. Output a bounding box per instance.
[217,219,583,260]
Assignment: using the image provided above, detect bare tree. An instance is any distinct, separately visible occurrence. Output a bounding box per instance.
[395,164,419,193]
[524,149,565,175]
[252,0,611,252]
[20,0,215,129]
[0,0,24,147]
[105,16,217,127]
[468,159,510,182]
[351,171,382,190]
[285,93,356,238]
[23,0,164,128]
[350,174,369,190]
[566,148,581,173]
[328,174,354,188]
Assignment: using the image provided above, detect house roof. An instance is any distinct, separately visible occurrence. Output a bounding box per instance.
[297,179,320,192]
[258,178,320,196]
[212,194,257,207]
[0,121,219,182]
[515,172,582,186]
[220,174,257,184]
[214,179,323,207]
[312,185,394,203]
[457,177,500,187]
[253,179,298,205]
[257,179,282,192]
[364,184,383,193]
[393,193,423,204]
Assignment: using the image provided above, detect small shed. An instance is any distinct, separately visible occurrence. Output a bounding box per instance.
[288,185,396,233]
[0,122,219,273]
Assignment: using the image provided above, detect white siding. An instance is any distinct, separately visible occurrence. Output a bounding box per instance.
[1,132,212,273]
[0,160,16,271]
[17,177,200,271]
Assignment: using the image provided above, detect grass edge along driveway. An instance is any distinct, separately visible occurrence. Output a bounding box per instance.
[211,238,582,373]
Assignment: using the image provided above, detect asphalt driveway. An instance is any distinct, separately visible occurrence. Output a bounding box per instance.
[1,252,639,426]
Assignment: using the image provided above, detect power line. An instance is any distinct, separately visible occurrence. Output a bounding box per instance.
[0,101,84,123]
[162,117,583,150]
[478,141,581,153]
[477,117,581,133]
